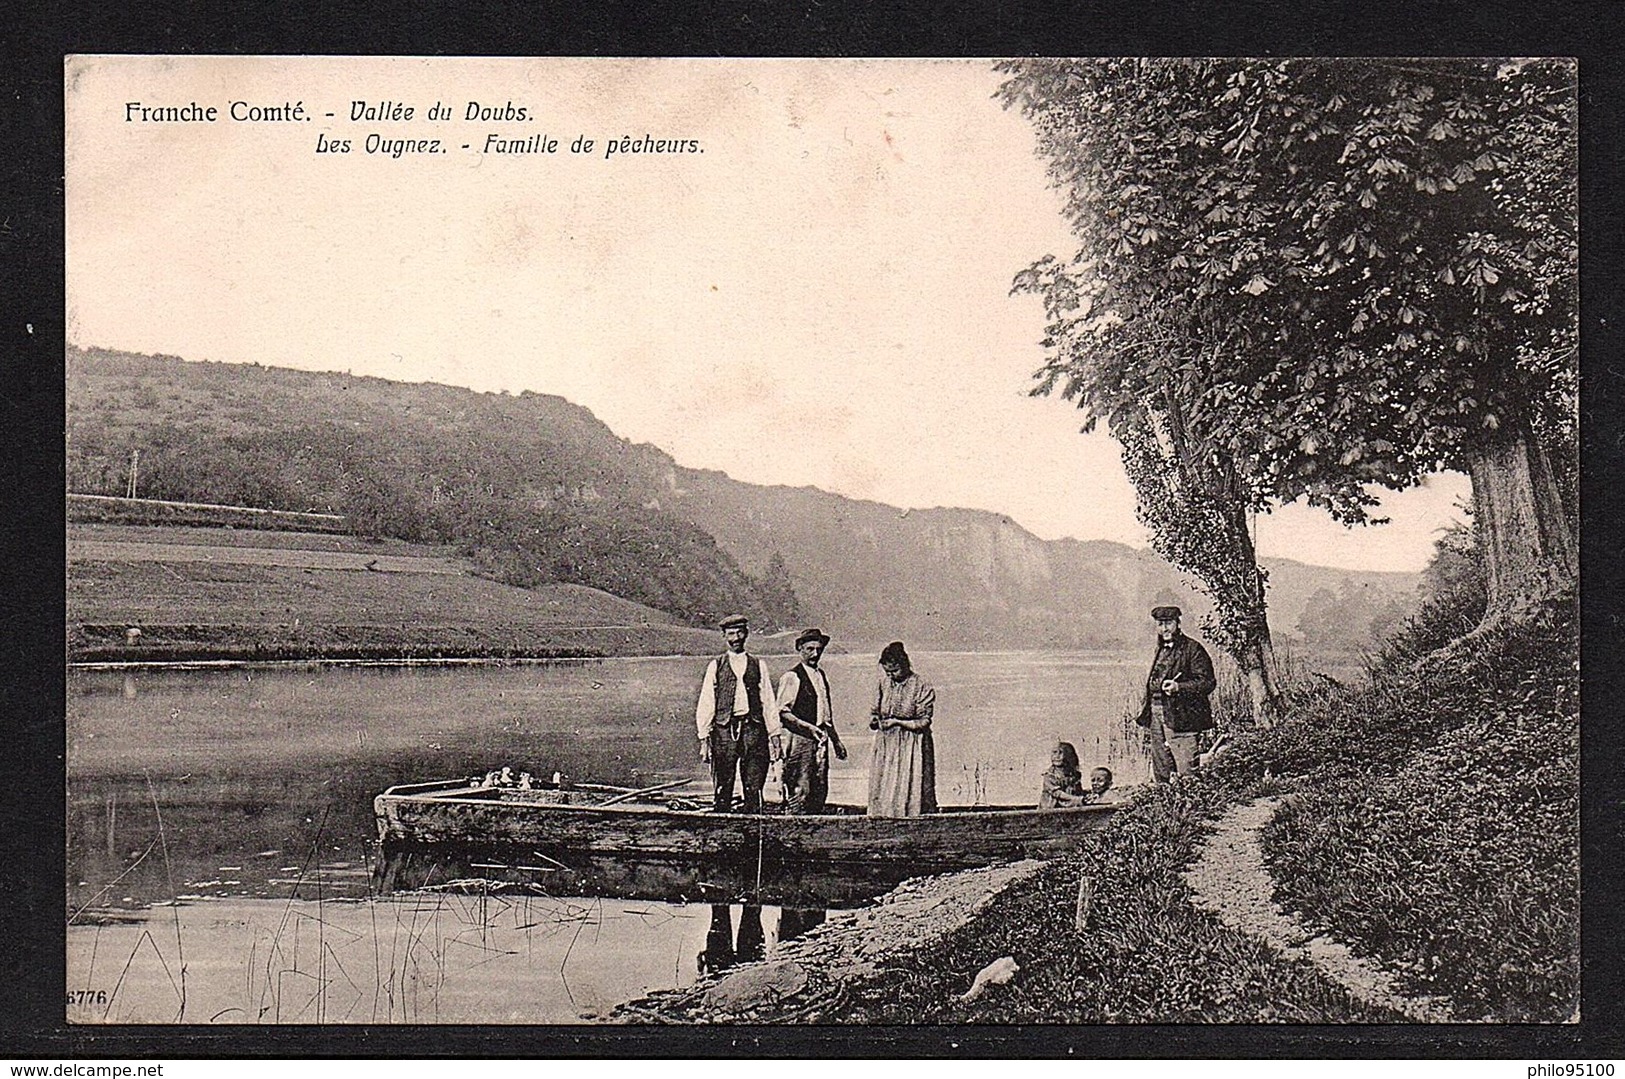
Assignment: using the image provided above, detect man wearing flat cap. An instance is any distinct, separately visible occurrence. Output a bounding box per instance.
[695,615,782,813]
[776,628,847,814]
[1137,605,1217,782]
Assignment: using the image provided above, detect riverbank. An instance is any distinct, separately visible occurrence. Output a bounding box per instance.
[610,860,1051,1023]
[67,523,729,661]
[615,593,1578,1024]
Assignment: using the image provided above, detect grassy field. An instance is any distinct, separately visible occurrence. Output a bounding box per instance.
[67,524,725,661]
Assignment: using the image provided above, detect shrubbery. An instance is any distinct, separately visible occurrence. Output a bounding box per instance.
[1378,521,1487,665]
[1262,593,1578,1020]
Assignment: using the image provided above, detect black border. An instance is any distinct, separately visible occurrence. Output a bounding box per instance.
[7,0,1624,1059]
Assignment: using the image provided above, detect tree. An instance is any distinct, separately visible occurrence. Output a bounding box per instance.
[1118,406,1283,721]
[757,551,804,630]
[1298,581,1417,652]
[1000,58,1576,662]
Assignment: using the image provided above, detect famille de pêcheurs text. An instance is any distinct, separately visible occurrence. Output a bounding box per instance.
[122,99,702,159]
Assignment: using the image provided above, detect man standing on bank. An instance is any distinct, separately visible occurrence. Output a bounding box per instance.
[776,628,848,814]
[695,615,782,813]
[1136,605,1217,783]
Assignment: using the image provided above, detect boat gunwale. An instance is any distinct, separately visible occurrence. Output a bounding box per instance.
[376,782,1117,824]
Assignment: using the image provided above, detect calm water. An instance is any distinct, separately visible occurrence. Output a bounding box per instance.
[66,650,1156,1023]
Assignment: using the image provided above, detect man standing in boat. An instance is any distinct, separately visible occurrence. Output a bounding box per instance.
[776,627,847,814]
[695,614,783,813]
[1136,605,1218,782]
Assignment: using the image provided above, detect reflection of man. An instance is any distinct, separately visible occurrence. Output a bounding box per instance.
[777,907,826,944]
[776,628,847,814]
[696,904,766,975]
[735,905,765,963]
[695,615,781,813]
[1136,606,1217,782]
[698,903,736,974]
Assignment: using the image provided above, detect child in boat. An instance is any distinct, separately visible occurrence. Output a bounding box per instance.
[1040,741,1087,808]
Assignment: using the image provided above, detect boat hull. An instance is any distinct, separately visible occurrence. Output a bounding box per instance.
[374,780,1117,868]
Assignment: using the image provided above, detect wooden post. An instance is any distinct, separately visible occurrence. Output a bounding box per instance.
[1074,873,1093,933]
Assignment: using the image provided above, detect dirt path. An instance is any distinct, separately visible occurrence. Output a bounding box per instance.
[611,859,1048,1022]
[1183,796,1455,1022]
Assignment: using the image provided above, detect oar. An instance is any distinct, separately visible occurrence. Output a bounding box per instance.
[597,778,695,807]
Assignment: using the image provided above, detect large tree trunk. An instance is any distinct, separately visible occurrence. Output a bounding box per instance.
[1466,422,1578,625]
[1238,635,1282,730]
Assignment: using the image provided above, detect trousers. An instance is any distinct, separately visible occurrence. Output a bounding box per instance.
[1149,723,1202,782]
[709,719,769,812]
[781,734,828,815]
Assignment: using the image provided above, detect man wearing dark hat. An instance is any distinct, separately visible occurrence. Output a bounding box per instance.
[695,615,782,813]
[776,628,847,814]
[1136,605,1217,782]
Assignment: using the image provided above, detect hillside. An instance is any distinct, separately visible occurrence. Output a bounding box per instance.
[67,524,724,662]
[67,346,786,630]
[664,469,1414,649]
[67,346,1418,652]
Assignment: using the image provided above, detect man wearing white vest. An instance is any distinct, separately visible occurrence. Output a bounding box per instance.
[695,614,782,813]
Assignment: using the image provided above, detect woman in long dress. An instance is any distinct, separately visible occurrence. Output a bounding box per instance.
[866,641,936,817]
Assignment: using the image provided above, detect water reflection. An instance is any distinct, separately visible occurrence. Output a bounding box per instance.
[778,906,826,941]
[697,903,767,975]
[66,654,1165,1022]
[373,842,916,908]
[699,904,737,974]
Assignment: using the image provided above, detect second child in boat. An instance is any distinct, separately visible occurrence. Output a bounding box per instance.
[1039,742,1116,808]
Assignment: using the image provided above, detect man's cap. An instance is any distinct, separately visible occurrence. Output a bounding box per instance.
[795,628,831,648]
[719,614,750,629]
[1151,605,1182,621]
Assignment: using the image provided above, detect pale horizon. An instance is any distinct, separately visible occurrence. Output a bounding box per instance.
[66,337,1463,578]
[66,56,1469,574]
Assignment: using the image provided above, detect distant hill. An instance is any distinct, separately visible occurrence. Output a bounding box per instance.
[662,468,1416,650]
[66,346,1418,651]
[67,346,793,630]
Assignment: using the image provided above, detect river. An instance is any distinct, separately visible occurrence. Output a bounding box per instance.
[65,650,1166,1023]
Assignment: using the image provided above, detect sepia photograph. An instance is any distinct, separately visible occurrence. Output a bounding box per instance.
[61,55,1578,1031]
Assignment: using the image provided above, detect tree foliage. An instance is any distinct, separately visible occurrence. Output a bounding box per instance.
[1117,415,1269,665]
[1379,520,1489,664]
[1296,581,1415,652]
[1000,57,1576,637]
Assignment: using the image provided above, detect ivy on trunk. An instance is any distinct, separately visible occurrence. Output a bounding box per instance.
[1001,57,1576,664]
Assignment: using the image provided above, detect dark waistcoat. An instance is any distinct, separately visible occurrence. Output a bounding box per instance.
[788,662,824,728]
[713,652,764,723]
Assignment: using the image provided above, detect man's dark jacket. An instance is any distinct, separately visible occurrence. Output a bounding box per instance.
[1136,632,1217,733]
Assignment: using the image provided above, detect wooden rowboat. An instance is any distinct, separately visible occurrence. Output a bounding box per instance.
[374,776,1119,869]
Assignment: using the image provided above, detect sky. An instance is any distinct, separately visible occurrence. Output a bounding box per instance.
[65,56,1469,573]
